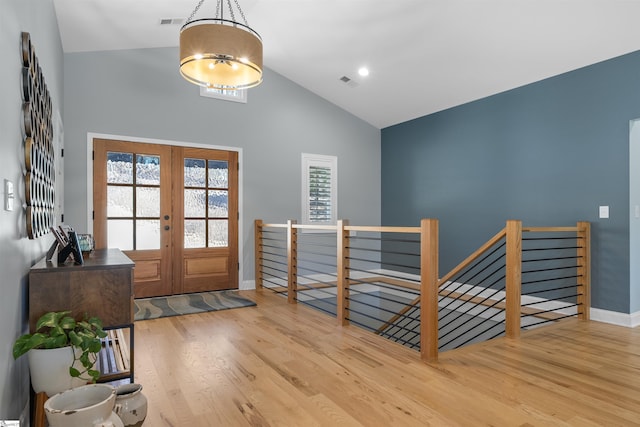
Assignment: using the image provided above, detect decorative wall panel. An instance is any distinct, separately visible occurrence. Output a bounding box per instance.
[21,32,55,239]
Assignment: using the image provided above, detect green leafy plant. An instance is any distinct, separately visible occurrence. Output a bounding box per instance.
[13,310,107,383]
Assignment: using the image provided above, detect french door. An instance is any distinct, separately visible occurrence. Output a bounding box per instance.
[93,138,238,298]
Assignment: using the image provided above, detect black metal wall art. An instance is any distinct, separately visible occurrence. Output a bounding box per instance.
[21,32,55,239]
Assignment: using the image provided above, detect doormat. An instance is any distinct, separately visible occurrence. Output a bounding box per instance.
[134,290,256,321]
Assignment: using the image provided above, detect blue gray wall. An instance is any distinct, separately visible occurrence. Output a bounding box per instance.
[382,50,640,314]
[63,47,381,284]
[0,0,63,420]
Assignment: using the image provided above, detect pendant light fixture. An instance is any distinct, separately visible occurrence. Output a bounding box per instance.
[180,0,263,90]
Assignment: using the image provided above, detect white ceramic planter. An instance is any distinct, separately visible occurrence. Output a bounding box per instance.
[27,346,99,396]
[44,383,123,427]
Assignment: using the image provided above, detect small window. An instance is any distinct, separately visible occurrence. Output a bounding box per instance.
[302,153,337,225]
[199,86,247,103]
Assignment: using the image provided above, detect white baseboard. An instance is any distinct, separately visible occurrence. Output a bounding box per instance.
[590,308,640,328]
[241,280,256,290]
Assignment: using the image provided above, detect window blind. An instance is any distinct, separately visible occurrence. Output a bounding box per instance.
[308,165,332,222]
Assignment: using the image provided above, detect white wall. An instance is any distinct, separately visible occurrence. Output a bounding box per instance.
[0,0,63,420]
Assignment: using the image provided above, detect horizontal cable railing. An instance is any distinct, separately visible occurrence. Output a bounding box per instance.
[254,219,591,362]
[519,226,590,328]
[295,229,339,316]
[256,224,289,297]
[345,227,421,346]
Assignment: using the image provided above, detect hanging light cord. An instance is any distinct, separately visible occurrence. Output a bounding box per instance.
[231,0,250,26]
[186,0,206,23]
[185,0,250,27]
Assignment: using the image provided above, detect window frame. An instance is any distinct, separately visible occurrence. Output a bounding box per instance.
[199,86,247,103]
[301,153,337,226]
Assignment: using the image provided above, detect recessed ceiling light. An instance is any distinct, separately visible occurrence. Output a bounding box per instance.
[358,67,369,77]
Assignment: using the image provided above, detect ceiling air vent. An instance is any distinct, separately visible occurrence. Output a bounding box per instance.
[160,18,185,25]
[339,75,359,88]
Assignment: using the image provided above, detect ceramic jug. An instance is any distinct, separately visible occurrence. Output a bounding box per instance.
[114,383,148,427]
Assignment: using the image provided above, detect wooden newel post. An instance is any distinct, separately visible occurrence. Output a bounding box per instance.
[254,219,263,289]
[336,220,350,326]
[577,221,591,320]
[505,220,522,338]
[420,218,439,362]
[286,220,298,304]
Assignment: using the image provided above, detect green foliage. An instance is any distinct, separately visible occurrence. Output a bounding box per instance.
[13,310,107,383]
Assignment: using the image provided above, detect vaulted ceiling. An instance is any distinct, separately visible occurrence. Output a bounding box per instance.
[53,0,640,129]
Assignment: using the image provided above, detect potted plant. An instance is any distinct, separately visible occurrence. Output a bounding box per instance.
[13,310,107,396]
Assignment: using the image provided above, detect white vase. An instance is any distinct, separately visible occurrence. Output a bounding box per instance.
[44,384,123,427]
[114,383,148,427]
[27,346,98,396]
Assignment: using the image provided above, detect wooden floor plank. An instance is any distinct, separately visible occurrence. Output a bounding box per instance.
[134,290,640,426]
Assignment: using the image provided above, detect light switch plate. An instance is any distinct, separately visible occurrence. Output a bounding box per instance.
[599,205,609,219]
[4,180,14,211]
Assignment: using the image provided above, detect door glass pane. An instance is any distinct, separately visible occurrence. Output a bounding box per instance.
[136,220,160,250]
[184,158,206,187]
[208,160,228,188]
[208,190,228,217]
[184,189,206,217]
[107,152,133,184]
[184,219,206,248]
[136,155,160,185]
[136,187,160,217]
[107,186,133,217]
[208,219,228,247]
[107,219,133,250]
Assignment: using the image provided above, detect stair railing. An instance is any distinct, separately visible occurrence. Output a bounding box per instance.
[255,219,591,362]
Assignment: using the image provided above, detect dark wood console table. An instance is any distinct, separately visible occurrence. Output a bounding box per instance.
[29,248,135,383]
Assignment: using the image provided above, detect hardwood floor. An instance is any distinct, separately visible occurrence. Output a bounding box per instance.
[134,290,640,426]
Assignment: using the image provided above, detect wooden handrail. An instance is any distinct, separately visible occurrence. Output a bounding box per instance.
[294,224,338,231]
[260,223,289,228]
